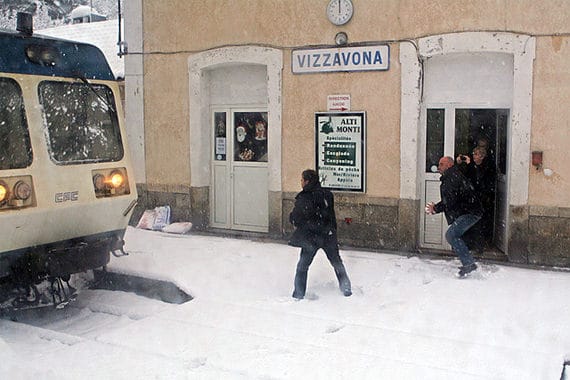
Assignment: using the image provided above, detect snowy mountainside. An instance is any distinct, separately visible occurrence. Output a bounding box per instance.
[0,0,120,30]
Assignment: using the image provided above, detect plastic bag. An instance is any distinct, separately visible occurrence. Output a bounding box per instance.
[136,206,171,231]
[152,206,171,231]
[136,209,156,230]
[162,222,193,234]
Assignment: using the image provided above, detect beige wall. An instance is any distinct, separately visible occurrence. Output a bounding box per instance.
[142,0,570,204]
[281,46,401,197]
[144,54,190,189]
[529,36,570,207]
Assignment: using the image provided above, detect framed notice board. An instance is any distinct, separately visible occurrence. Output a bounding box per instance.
[315,112,366,192]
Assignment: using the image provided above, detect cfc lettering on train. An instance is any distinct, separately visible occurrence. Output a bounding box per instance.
[55,191,79,203]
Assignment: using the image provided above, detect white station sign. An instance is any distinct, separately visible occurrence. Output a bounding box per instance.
[292,45,390,74]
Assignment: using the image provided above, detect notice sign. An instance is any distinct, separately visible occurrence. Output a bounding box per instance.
[315,112,365,192]
[327,94,350,111]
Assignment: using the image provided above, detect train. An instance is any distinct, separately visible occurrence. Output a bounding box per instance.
[0,14,137,308]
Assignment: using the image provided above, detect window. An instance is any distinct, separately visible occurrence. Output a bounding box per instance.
[214,112,227,161]
[454,109,497,158]
[39,81,123,164]
[233,112,268,162]
[0,78,32,170]
[425,109,444,173]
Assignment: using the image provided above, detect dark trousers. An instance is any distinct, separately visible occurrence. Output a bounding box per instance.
[292,234,351,299]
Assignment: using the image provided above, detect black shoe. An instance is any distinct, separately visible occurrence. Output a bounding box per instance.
[457,263,477,278]
[292,292,304,300]
[342,288,352,297]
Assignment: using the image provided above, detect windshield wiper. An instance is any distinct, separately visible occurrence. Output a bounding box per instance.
[74,72,117,114]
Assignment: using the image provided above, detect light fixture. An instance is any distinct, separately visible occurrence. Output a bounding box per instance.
[335,32,348,46]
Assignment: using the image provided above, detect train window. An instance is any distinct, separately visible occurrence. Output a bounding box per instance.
[0,78,32,170]
[38,81,124,164]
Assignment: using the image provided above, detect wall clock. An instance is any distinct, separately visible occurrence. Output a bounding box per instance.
[326,0,354,26]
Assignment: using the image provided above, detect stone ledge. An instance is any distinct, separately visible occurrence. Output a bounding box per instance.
[282,191,399,206]
[529,205,570,218]
[145,183,192,194]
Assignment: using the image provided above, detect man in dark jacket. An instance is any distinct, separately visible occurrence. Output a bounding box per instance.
[457,146,497,250]
[289,169,351,299]
[426,157,483,277]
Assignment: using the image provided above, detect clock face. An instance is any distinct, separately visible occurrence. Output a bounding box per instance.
[326,0,354,26]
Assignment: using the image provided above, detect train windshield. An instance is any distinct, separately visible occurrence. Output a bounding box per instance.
[38,81,124,164]
[0,77,33,170]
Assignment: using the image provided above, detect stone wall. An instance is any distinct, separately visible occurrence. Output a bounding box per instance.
[282,193,418,252]
[133,186,570,267]
[528,206,570,267]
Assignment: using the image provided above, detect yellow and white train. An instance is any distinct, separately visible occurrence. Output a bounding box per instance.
[0,14,137,307]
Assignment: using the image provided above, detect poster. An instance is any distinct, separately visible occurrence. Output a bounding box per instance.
[315,112,365,192]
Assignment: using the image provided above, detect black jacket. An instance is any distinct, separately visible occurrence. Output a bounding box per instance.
[434,165,483,225]
[289,181,337,247]
[461,159,496,206]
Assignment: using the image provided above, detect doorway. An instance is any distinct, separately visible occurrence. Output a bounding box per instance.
[211,108,269,232]
[420,106,509,254]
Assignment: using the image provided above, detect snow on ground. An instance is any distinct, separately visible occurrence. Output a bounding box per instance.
[1,226,569,379]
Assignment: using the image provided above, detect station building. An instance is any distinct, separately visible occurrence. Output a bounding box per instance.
[123,1,570,267]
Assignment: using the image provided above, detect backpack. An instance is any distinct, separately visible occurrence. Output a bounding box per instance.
[313,190,335,232]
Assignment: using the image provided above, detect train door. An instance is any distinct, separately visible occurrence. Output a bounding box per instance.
[420,106,509,253]
[211,107,269,232]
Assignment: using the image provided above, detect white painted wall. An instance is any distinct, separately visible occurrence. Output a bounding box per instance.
[124,0,145,183]
[208,65,267,106]
[424,52,513,104]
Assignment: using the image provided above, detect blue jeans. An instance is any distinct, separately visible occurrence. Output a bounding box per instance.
[293,234,351,299]
[445,214,482,267]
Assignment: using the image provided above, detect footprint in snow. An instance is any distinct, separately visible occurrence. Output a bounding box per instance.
[325,324,345,334]
[187,356,207,369]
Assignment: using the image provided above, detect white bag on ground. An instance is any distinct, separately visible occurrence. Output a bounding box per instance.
[162,222,193,234]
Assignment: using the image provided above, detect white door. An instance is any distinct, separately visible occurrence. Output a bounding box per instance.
[420,106,509,253]
[420,107,453,250]
[211,108,269,232]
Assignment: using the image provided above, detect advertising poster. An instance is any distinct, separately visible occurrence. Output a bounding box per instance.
[315,112,365,192]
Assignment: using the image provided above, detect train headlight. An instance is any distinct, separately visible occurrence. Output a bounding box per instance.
[0,181,8,202]
[109,171,124,188]
[13,180,31,200]
[26,45,60,67]
[92,168,130,198]
[0,176,35,210]
[93,174,105,191]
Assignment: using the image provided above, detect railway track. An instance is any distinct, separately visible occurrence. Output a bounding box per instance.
[0,270,192,339]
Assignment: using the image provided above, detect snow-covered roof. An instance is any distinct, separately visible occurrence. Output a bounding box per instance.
[70,5,105,20]
[37,19,124,79]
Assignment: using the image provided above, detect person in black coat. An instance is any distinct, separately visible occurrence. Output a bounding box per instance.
[426,157,483,278]
[457,146,496,250]
[289,169,351,299]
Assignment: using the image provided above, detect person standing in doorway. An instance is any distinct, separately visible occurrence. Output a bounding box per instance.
[426,157,483,277]
[289,169,351,299]
[456,146,497,250]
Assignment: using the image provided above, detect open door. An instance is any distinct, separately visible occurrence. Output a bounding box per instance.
[493,110,509,252]
[420,106,509,255]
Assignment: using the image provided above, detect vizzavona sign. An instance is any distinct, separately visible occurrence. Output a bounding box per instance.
[292,45,390,74]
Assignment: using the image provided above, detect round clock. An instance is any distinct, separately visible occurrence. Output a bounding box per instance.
[326,0,354,26]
